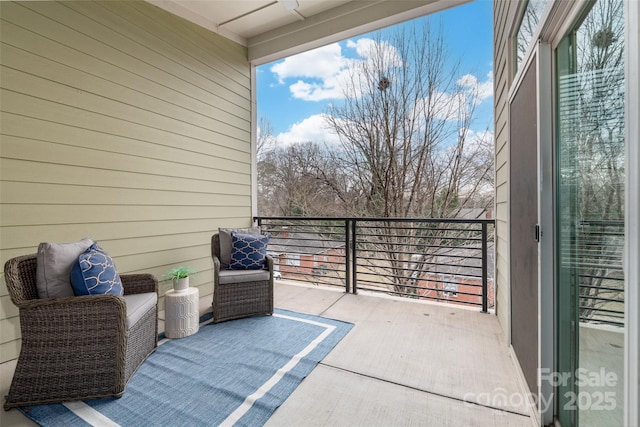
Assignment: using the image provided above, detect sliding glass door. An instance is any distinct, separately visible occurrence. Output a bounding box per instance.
[555,0,625,425]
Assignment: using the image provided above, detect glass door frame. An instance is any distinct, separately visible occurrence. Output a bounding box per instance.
[623,2,639,426]
[548,0,638,425]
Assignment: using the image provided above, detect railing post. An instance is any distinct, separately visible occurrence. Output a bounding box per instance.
[481,222,488,313]
[352,220,358,294]
[345,220,351,293]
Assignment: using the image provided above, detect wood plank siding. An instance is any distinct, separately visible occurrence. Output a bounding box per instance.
[0,1,252,363]
[493,0,517,334]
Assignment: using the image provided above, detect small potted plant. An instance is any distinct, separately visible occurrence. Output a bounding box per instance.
[164,266,197,293]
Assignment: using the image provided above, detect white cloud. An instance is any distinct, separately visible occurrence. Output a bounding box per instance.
[346,38,403,68]
[413,90,466,122]
[457,70,493,103]
[289,78,345,101]
[270,44,352,101]
[465,128,494,150]
[412,70,493,123]
[257,124,277,150]
[478,71,494,100]
[345,39,371,56]
[275,114,341,146]
[270,38,403,102]
[270,44,349,83]
[457,74,478,87]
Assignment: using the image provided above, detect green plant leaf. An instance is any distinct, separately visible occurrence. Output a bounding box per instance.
[164,266,197,279]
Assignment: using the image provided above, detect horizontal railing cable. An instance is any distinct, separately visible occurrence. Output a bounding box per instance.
[256,216,494,312]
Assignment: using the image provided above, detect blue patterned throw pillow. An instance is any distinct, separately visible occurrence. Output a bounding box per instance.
[70,243,124,296]
[229,232,270,270]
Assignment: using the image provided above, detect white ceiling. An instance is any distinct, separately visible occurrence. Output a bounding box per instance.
[148,0,471,65]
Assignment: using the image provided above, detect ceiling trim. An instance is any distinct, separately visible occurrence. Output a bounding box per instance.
[147,0,249,45]
[248,0,471,65]
[148,0,472,66]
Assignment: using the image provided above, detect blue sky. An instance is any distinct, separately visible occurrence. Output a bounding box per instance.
[256,0,494,146]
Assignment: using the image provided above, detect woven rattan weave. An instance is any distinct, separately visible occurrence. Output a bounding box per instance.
[211,233,274,323]
[3,254,158,410]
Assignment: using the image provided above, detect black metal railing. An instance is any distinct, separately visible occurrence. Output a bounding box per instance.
[575,220,625,327]
[255,216,495,313]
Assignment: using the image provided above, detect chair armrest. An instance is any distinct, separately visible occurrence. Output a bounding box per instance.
[212,256,221,286]
[265,255,274,273]
[212,255,221,273]
[121,274,158,295]
[16,293,125,311]
[18,294,127,339]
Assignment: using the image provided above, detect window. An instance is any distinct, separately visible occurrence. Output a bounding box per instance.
[443,278,457,297]
[285,254,301,267]
[515,0,548,71]
[555,1,625,424]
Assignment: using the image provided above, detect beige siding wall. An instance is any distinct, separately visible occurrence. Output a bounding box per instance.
[0,1,252,363]
[493,0,517,336]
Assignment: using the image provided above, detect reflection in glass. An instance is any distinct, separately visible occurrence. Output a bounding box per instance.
[556,0,624,425]
[515,0,548,70]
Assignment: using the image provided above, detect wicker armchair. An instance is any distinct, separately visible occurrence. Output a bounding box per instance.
[3,254,158,410]
[211,232,274,323]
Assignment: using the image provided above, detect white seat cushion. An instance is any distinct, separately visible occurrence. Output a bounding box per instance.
[124,292,158,329]
[218,269,270,285]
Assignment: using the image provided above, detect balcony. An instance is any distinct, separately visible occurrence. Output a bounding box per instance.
[2,216,628,426]
[1,280,535,427]
[1,217,536,426]
[268,281,535,426]
[253,218,533,425]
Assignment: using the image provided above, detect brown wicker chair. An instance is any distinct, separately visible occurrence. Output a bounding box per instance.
[3,254,158,410]
[211,232,274,323]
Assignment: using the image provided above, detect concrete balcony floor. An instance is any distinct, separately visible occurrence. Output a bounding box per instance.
[268,282,535,426]
[1,282,536,426]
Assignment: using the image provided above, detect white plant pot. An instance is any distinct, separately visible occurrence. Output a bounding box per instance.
[173,277,190,293]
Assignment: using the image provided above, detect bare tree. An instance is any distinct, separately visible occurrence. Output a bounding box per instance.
[257,117,278,215]
[257,116,276,155]
[258,141,349,217]
[515,0,547,69]
[324,24,492,218]
[319,22,494,295]
[256,23,494,298]
[566,0,625,325]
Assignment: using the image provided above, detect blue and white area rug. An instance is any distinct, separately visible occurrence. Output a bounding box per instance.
[18,309,353,426]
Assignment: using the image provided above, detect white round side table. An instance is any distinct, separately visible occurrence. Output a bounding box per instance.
[165,287,199,339]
